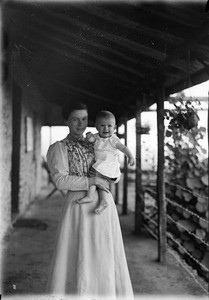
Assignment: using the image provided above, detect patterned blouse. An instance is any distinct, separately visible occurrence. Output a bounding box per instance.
[47,135,95,191]
[61,136,95,177]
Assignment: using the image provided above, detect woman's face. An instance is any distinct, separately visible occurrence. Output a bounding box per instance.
[65,109,88,138]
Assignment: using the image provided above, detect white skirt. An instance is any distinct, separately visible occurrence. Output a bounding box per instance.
[46,189,134,299]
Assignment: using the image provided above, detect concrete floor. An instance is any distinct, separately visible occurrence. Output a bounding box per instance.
[1,183,208,299]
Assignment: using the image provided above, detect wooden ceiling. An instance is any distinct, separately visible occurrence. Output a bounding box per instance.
[3,0,209,124]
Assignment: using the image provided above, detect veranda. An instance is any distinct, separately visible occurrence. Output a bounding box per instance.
[1,1,209,298]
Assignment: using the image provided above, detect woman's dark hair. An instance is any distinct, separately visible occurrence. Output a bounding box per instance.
[62,102,88,121]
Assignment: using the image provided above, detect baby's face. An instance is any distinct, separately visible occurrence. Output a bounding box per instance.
[96,117,116,138]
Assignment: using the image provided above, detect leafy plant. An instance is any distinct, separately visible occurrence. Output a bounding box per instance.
[164,95,208,280]
[165,92,200,134]
[165,94,207,195]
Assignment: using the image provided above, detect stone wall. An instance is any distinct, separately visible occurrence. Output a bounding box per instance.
[0,83,13,239]
[0,55,47,239]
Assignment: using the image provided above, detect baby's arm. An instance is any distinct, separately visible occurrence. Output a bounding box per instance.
[116,141,135,166]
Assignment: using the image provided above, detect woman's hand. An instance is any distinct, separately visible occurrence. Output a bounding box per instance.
[89,177,109,193]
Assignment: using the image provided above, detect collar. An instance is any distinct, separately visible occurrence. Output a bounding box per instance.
[67,133,85,142]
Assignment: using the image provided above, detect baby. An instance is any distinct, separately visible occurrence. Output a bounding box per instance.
[77,110,135,214]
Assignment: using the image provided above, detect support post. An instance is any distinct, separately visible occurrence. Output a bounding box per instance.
[135,99,144,234]
[208,90,209,294]
[156,73,166,263]
[122,119,128,215]
[49,126,52,145]
[115,127,119,205]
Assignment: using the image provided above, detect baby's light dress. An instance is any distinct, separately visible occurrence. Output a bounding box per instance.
[46,135,134,299]
[92,133,121,179]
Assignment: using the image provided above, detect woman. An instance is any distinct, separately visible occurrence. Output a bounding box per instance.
[46,102,134,299]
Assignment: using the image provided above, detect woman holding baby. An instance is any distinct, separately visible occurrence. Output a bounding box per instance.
[46,102,134,299]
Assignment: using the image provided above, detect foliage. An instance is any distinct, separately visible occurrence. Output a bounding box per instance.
[164,94,208,281]
[164,94,208,202]
[165,92,200,133]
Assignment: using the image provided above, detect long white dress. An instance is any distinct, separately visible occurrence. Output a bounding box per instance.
[46,135,134,299]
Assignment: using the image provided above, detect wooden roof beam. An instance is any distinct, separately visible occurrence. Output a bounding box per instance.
[167,65,188,76]
[49,36,145,79]
[161,19,209,69]
[166,66,209,96]
[27,22,145,78]
[53,79,121,106]
[194,56,209,77]
[162,5,205,28]
[24,33,136,86]
[34,5,166,61]
[22,11,140,65]
[18,6,160,75]
[141,5,197,28]
[72,4,183,44]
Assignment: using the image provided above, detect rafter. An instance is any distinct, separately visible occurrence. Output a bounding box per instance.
[53,79,120,106]
[22,11,140,65]
[29,24,145,78]
[7,1,209,116]
[23,32,137,86]
[195,57,209,77]
[141,5,198,28]
[166,66,209,96]
[163,5,204,28]
[72,4,183,44]
[15,8,148,80]
[161,19,209,69]
[29,5,167,61]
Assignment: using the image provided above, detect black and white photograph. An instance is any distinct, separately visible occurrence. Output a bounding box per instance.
[1,0,209,299]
